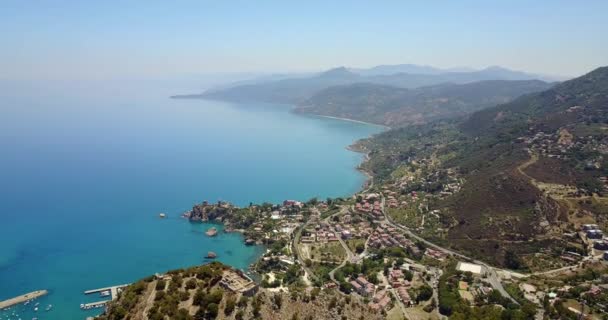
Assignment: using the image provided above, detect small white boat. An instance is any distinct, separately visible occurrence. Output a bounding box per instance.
[45,304,52,311]
[100,290,111,297]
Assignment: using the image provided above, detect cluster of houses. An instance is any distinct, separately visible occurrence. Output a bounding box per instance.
[368,289,391,311]
[383,189,408,209]
[349,275,375,297]
[388,269,413,305]
[583,224,608,261]
[368,225,421,256]
[523,126,608,193]
[300,215,374,244]
[425,248,448,261]
[354,193,383,218]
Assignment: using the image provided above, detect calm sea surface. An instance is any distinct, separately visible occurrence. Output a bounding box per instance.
[0,80,383,319]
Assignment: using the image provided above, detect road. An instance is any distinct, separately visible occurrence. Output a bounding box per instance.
[292,208,320,283]
[379,271,416,320]
[325,206,357,284]
[380,196,518,304]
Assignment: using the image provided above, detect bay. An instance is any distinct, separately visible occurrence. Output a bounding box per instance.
[0,80,383,319]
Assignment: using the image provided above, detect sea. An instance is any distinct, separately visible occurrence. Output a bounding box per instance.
[0,79,383,319]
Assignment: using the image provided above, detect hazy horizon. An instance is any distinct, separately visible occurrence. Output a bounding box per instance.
[2,0,608,81]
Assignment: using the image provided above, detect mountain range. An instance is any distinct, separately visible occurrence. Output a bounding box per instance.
[171,64,564,107]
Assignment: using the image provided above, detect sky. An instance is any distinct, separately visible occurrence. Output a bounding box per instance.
[1,0,607,80]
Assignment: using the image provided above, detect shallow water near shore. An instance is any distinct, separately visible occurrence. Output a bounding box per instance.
[0,80,383,319]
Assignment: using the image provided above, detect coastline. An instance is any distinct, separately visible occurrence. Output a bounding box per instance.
[182,111,384,256]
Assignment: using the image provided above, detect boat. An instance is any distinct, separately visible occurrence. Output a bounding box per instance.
[245,239,255,245]
[159,213,166,218]
[100,290,111,297]
[34,307,38,312]
[205,227,218,237]
[45,305,52,311]
[205,251,217,259]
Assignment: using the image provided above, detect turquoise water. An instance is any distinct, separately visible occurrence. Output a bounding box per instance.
[0,80,383,319]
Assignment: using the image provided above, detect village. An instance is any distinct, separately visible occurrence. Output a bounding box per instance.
[182,165,608,320]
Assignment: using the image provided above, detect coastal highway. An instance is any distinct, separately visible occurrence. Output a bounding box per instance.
[379,196,518,304]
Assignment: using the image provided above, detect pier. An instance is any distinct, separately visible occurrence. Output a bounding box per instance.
[84,284,130,300]
[0,290,48,309]
[81,300,108,309]
[81,284,130,310]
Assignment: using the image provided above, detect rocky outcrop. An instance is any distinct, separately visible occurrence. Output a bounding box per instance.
[186,202,231,222]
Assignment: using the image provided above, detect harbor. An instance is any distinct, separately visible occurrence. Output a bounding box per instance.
[0,290,48,310]
[81,284,130,310]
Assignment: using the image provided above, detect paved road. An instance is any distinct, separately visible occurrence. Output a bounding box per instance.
[380,196,518,304]
[326,206,356,284]
[292,208,320,283]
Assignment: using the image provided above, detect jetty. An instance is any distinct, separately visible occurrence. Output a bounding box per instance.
[0,290,48,309]
[80,300,108,310]
[84,284,130,301]
[81,284,130,310]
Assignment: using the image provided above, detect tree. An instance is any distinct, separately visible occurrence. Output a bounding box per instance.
[504,250,522,270]
[206,303,218,319]
[224,297,236,315]
[307,198,318,206]
[185,278,197,290]
[339,281,353,293]
[273,293,283,310]
[155,279,166,291]
[416,285,433,302]
[305,258,313,267]
[355,243,365,254]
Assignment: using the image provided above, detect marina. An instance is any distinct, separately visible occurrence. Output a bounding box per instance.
[81,284,130,310]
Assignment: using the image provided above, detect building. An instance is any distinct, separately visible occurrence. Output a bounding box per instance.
[582,224,599,231]
[587,230,604,239]
[219,270,258,296]
[456,262,484,275]
[594,240,608,250]
[341,230,352,239]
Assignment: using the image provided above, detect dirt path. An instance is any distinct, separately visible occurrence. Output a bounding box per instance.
[516,152,539,183]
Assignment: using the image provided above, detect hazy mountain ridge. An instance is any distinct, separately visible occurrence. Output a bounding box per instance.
[171,64,562,105]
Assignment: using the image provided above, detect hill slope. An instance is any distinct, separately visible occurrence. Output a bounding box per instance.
[97,262,380,320]
[357,66,608,268]
[295,80,552,126]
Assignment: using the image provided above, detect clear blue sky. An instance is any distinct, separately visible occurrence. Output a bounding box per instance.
[1,0,607,80]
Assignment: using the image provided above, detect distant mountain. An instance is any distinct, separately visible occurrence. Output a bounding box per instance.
[171,64,561,104]
[172,67,361,104]
[350,64,444,76]
[295,80,553,127]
